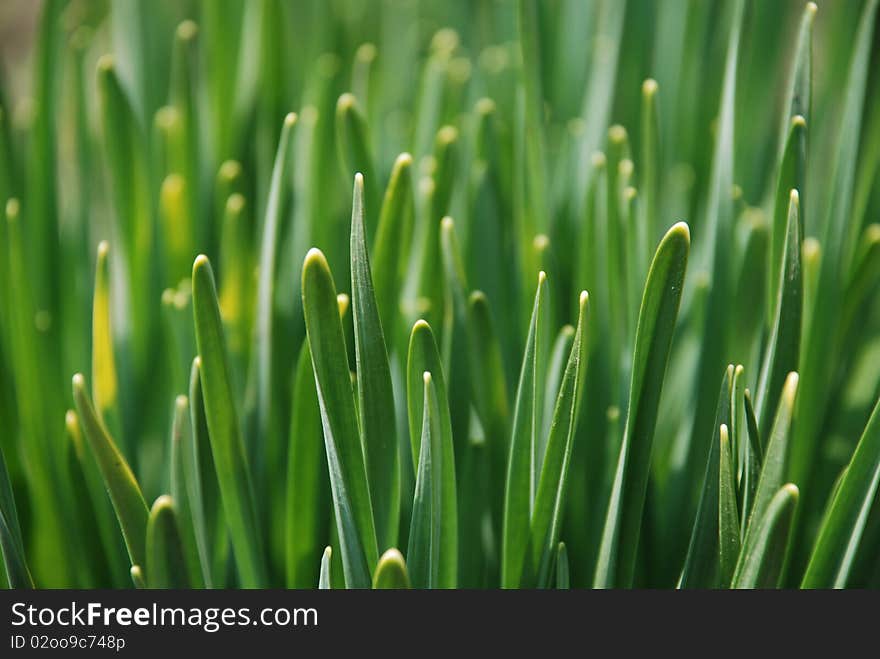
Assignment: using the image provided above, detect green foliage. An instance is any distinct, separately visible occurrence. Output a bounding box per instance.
[1,0,879,590]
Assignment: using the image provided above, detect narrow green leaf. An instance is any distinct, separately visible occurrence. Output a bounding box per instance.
[372,152,414,337]
[336,94,378,230]
[541,325,575,459]
[407,372,442,588]
[192,255,266,587]
[72,373,149,569]
[556,542,569,590]
[286,342,330,588]
[188,358,223,587]
[719,424,741,588]
[743,372,798,539]
[318,546,332,589]
[169,395,205,588]
[146,496,191,589]
[679,365,734,589]
[130,565,145,589]
[502,272,547,588]
[768,118,806,320]
[91,241,121,443]
[741,388,763,536]
[756,190,802,440]
[351,173,400,552]
[802,395,880,588]
[640,79,659,249]
[525,291,589,588]
[594,222,690,588]
[731,484,798,589]
[373,548,411,589]
[0,445,32,588]
[250,112,297,482]
[302,248,378,588]
[406,320,458,588]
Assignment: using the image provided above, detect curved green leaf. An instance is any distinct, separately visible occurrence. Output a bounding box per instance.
[802,395,880,588]
[192,255,265,587]
[407,372,442,588]
[679,365,734,589]
[336,94,378,225]
[351,172,399,551]
[594,222,690,588]
[318,546,332,589]
[719,424,741,588]
[286,342,330,588]
[302,248,378,588]
[502,272,546,588]
[556,542,569,590]
[72,373,149,569]
[731,484,798,589]
[146,495,190,589]
[0,445,31,588]
[406,320,457,588]
[526,290,589,588]
[373,548,411,589]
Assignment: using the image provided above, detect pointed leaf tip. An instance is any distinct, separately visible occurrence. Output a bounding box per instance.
[642,78,658,96]
[283,112,297,127]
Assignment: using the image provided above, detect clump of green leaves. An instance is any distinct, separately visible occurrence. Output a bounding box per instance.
[1,0,880,589]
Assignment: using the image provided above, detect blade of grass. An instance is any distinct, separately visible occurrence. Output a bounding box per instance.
[146,496,191,588]
[802,395,880,588]
[407,372,442,588]
[169,395,205,588]
[318,546,332,589]
[192,255,266,587]
[373,548,411,589]
[302,248,378,588]
[756,190,802,440]
[286,342,330,588]
[372,153,414,338]
[719,424,741,587]
[502,272,547,588]
[678,365,734,589]
[72,373,148,569]
[594,222,690,588]
[525,291,589,588]
[556,542,569,589]
[731,484,798,588]
[337,95,378,231]
[406,320,458,588]
[351,173,400,552]
[0,445,31,588]
[91,241,122,445]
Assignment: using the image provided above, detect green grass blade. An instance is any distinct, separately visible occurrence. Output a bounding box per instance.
[556,542,569,590]
[286,342,330,588]
[756,190,802,440]
[802,395,880,588]
[502,272,546,588]
[337,94,378,229]
[169,395,205,588]
[679,365,734,589]
[188,358,224,587]
[146,496,191,589]
[91,241,122,447]
[318,546,332,589]
[407,372,442,588]
[526,291,588,588]
[406,320,457,588]
[302,248,378,588]
[0,446,32,588]
[768,118,806,321]
[130,565,145,589]
[731,484,798,589]
[192,255,266,587]
[743,373,798,534]
[719,424,741,588]
[72,373,149,569]
[372,153,414,337]
[373,548,411,589]
[594,222,690,588]
[250,112,297,484]
[741,388,763,537]
[351,173,400,552]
